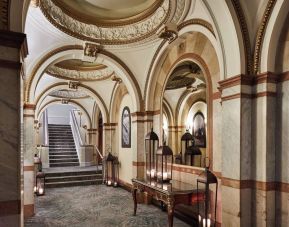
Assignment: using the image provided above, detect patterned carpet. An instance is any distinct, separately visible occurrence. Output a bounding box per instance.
[25,185,190,227]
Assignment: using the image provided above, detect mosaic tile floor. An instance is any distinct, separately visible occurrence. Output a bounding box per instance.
[25,185,190,227]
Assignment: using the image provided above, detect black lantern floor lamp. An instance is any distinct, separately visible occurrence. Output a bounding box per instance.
[197,167,218,227]
[145,128,159,181]
[156,143,173,183]
[181,130,193,164]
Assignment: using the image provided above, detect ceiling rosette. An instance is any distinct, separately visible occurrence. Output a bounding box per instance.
[39,0,189,45]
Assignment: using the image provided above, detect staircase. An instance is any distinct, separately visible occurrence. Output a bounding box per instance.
[45,167,103,188]
[48,124,79,167]
[46,124,102,188]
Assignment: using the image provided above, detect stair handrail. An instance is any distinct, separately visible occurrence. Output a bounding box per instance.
[70,110,83,146]
[43,109,49,146]
[95,145,103,174]
[95,145,103,160]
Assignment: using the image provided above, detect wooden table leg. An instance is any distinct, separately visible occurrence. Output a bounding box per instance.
[132,188,137,216]
[167,197,175,227]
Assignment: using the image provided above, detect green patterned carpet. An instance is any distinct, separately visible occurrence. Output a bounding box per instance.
[25,185,190,227]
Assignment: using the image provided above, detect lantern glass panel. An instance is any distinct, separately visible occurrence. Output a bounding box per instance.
[145,129,159,181]
[36,172,45,196]
[156,145,173,183]
[180,130,193,163]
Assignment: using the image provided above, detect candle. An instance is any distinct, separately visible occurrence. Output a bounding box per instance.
[107,180,112,186]
[114,182,118,187]
[202,219,211,227]
[198,215,202,223]
[163,172,168,180]
[38,188,44,195]
[34,186,37,193]
[163,184,168,190]
[151,169,156,178]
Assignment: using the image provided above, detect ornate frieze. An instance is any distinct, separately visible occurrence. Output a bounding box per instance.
[49,89,89,99]
[46,65,114,81]
[40,0,171,45]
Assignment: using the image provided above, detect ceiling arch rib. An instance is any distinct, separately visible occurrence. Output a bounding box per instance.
[34,83,109,123]
[25,45,142,113]
[37,99,92,129]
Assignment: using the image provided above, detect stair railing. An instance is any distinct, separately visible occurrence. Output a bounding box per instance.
[95,145,103,173]
[70,110,83,146]
[43,109,49,146]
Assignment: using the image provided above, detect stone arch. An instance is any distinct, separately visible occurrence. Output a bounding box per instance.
[36,99,92,128]
[259,0,289,72]
[109,83,129,123]
[25,46,142,113]
[34,82,109,123]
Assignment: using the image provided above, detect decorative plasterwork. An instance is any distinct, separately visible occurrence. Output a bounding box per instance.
[48,89,89,99]
[84,43,103,58]
[253,0,277,74]
[46,65,114,81]
[52,0,164,27]
[158,23,178,43]
[230,0,252,74]
[39,0,188,45]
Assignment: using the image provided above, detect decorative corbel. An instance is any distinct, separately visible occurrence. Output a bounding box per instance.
[61,99,69,104]
[111,75,122,84]
[68,81,79,90]
[84,42,103,58]
[158,23,178,44]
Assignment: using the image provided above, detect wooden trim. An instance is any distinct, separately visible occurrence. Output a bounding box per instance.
[0,59,22,69]
[213,92,221,100]
[255,72,278,84]
[24,165,34,171]
[118,179,132,192]
[23,103,36,110]
[218,74,253,91]
[279,71,289,83]
[103,123,117,126]
[252,91,276,98]
[0,200,21,216]
[221,177,289,192]
[168,125,185,129]
[172,165,203,175]
[131,112,145,117]
[24,204,34,218]
[23,114,35,118]
[133,161,145,167]
[132,120,153,123]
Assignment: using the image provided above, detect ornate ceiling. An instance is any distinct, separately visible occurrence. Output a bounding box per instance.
[165,62,204,90]
[39,0,188,45]
[46,59,114,81]
[48,89,90,99]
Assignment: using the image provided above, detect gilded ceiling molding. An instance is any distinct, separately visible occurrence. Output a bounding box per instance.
[40,0,171,45]
[25,45,83,103]
[177,19,215,37]
[46,65,114,81]
[230,0,252,74]
[0,0,9,29]
[253,0,277,74]
[52,0,164,27]
[144,19,215,110]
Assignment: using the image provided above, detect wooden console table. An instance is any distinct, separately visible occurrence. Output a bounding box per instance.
[132,178,203,227]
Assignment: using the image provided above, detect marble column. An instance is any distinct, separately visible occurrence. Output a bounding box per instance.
[250,73,278,226]
[0,30,27,227]
[23,104,36,219]
[219,75,253,227]
[131,112,145,179]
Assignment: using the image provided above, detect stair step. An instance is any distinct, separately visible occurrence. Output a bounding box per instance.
[49,158,79,163]
[45,170,101,177]
[49,154,78,158]
[45,179,102,188]
[45,174,102,183]
[50,162,79,167]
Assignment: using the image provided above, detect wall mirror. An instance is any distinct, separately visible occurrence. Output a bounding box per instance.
[162,61,207,167]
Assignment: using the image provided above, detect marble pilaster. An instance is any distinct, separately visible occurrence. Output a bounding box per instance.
[0,30,27,227]
[23,104,36,218]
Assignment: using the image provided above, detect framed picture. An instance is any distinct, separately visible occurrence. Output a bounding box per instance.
[121,106,131,148]
[192,112,206,147]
